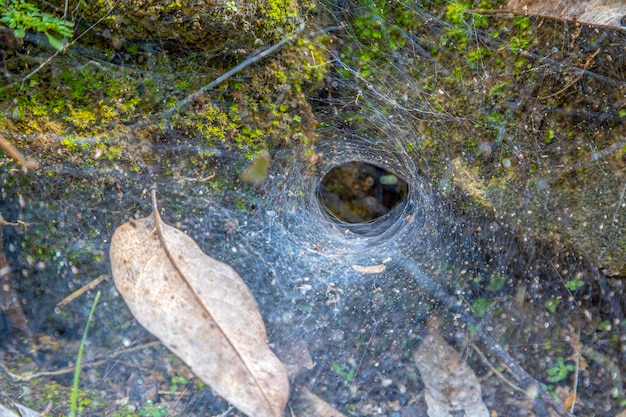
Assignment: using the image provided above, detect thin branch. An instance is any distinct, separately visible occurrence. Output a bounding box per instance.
[0,341,161,381]
[470,342,527,394]
[0,134,38,172]
[56,274,108,308]
[158,21,306,123]
[567,331,581,414]
[581,345,624,399]
[539,49,601,100]
[21,50,61,85]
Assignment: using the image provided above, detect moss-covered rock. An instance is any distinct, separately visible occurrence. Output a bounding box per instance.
[78,0,301,51]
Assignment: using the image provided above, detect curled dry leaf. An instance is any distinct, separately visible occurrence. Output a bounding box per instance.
[109,190,289,417]
[413,319,489,417]
[293,387,347,417]
[0,403,20,417]
[352,264,386,274]
[240,151,271,186]
[0,401,41,417]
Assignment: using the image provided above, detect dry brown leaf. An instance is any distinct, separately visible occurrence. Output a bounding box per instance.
[0,403,19,417]
[0,402,41,417]
[352,264,386,274]
[240,151,271,185]
[293,387,347,417]
[413,320,489,417]
[274,335,314,379]
[562,392,576,414]
[109,190,289,417]
[507,0,626,29]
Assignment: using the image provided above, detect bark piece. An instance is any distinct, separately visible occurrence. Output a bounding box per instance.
[507,0,626,29]
[0,214,32,338]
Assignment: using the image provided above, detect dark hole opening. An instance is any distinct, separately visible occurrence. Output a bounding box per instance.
[318,161,409,225]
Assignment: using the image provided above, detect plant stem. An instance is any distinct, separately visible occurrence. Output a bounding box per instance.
[69,290,101,417]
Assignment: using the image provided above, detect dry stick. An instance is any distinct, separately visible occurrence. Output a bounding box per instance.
[56,274,108,308]
[0,134,38,172]
[539,48,601,100]
[153,21,305,126]
[470,341,527,395]
[466,9,623,30]
[0,341,162,381]
[0,358,108,381]
[20,50,61,86]
[570,138,626,172]
[0,213,32,338]
[430,9,622,87]
[581,345,624,399]
[17,0,121,85]
[568,331,581,414]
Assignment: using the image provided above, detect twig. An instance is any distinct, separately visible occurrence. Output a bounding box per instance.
[56,275,108,308]
[426,8,624,86]
[470,342,527,394]
[157,21,306,124]
[571,138,626,171]
[16,0,120,85]
[581,345,624,399]
[21,50,61,85]
[539,49,601,100]
[0,134,38,172]
[39,401,53,417]
[0,341,161,381]
[567,331,582,414]
[0,212,32,338]
[0,357,108,382]
[466,9,623,30]
[215,406,234,417]
[613,181,626,223]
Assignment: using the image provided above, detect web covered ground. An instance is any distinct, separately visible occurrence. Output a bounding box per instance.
[0,0,625,416]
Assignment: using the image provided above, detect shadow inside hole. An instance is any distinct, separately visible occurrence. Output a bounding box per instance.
[318,161,409,228]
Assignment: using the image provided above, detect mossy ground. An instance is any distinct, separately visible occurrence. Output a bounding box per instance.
[0,3,326,415]
[0,0,625,416]
[323,0,626,276]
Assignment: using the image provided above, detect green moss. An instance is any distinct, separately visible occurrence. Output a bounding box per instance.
[258,0,299,30]
[113,405,140,417]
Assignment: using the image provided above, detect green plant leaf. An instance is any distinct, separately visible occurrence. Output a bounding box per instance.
[13,27,26,38]
[471,297,491,317]
[486,274,506,292]
[544,298,559,313]
[45,32,63,51]
[564,278,585,291]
